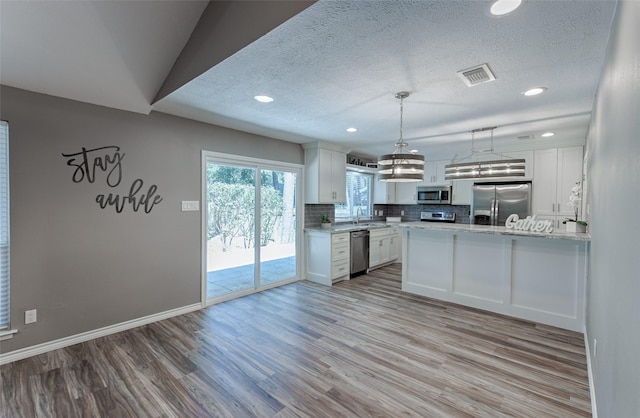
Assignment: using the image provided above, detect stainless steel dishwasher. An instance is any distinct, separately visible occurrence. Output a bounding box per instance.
[350,230,369,277]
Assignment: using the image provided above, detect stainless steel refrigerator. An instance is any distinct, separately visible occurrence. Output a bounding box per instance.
[471,182,531,226]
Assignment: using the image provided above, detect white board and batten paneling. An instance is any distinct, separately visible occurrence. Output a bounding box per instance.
[402,226,587,332]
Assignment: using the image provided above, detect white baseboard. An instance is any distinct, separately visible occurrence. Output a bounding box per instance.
[584,331,598,418]
[0,303,201,366]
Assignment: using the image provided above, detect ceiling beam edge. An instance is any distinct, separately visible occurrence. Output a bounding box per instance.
[152,0,316,104]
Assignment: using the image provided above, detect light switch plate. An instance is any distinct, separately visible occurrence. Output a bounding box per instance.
[181,201,200,211]
[25,309,37,324]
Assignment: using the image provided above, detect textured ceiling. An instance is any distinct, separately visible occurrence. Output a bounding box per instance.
[1,0,617,160]
[154,0,617,159]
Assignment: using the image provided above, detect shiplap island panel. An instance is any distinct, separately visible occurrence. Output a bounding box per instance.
[400,222,589,332]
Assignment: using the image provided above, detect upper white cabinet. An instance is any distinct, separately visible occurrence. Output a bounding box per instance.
[373,176,396,204]
[304,142,348,204]
[373,177,416,204]
[419,160,451,186]
[532,146,583,228]
[452,179,474,205]
[394,183,417,204]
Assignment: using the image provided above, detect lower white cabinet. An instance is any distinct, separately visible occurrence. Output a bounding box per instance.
[305,231,350,286]
[369,227,400,269]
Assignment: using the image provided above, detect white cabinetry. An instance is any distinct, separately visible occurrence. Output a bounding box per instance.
[419,160,451,186]
[394,183,416,204]
[532,147,583,230]
[305,231,350,285]
[389,226,401,261]
[373,176,396,204]
[304,143,347,204]
[369,227,400,269]
[452,179,474,205]
[373,178,415,204]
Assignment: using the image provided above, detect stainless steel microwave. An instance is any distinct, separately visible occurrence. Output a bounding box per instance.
[416,186,451,204]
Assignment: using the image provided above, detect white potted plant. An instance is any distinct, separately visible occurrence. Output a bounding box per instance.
[563,182,588,233]
[320,214,332,229]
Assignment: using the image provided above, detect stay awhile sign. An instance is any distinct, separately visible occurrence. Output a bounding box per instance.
[505,214,554,233]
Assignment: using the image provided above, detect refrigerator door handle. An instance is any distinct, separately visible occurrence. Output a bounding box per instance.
[490,199,496,226]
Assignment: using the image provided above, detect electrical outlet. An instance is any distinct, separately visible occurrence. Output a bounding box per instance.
[593,338,597,358]
[379,210,383,216]
[25,309,37,324]
[401,210,405,216]
[181,201,200,211]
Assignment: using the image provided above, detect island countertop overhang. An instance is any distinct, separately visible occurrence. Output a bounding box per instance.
[399,221,590,241]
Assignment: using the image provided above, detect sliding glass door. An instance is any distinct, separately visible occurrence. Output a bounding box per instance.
[260,169,297,286]
[205,162,256,298]
[204,153,301,303]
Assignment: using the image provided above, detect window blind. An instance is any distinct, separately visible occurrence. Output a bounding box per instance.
[335,171,373,219]
[0,121,9,329]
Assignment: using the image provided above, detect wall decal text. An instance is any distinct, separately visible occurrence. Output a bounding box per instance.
[62,145,163,213]
[96,179,163,214]
[61,146,124,187]
[505,214,554,233]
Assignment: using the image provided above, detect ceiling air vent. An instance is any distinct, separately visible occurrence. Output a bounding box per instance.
[518,134,534,140]
[456,63,496,87]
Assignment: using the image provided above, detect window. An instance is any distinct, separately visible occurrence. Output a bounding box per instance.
[0,121,9,330]
[335,170,373,221]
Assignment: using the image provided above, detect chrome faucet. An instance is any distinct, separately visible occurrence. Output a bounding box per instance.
[355,207,363,224]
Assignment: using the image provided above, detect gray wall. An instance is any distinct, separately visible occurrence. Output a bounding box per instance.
[585,2,640,416]
[0,85,303,353]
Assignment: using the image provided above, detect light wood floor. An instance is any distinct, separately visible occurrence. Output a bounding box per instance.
[0,264,591,417]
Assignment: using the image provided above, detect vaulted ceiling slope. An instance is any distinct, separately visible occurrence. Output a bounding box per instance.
[1,1,617,160]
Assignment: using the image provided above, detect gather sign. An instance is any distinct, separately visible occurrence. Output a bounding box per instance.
[505,214,554,233]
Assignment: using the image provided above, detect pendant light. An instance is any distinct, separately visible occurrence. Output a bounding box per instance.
[444,127,525,180]
[378,92,425,182]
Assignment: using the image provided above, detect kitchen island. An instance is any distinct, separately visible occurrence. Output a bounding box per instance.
[400,222,589,332]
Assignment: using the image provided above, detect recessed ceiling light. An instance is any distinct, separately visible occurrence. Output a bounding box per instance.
[254,95,274,103]
[346,127,358,133]
[541,132,555,137]
[522,87,547,96]
[490,0,523,16]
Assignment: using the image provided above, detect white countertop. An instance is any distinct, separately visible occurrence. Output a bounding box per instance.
[305,222,398,234]
[400,221,591,241]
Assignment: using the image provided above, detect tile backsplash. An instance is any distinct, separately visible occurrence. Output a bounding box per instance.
[376,204,471,224]
[304,204,336,228]
[305,203,471,227]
